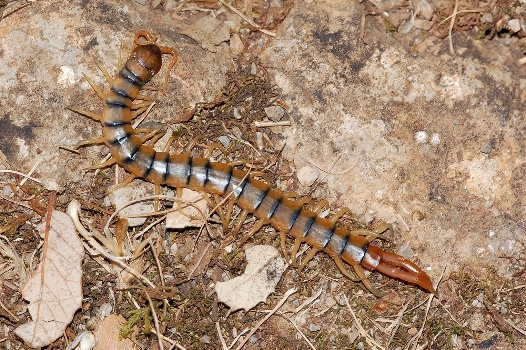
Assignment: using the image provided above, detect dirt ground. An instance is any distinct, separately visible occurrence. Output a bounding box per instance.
[1,0,526,349]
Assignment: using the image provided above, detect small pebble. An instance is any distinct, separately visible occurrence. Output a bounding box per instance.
[408,327,418,336]
[397,243,415,259]
[418,0,434,20]
[264,105,286,122]
[481,13,493,23]
[414,19,433,31]
[480,143,492,154]
[507,19,521,33]
[430,133,440,145]
[309,323,321,332]
[415,131,428,143]
[3,185,12,196]
[200,335,211,344]
[233,107,242,119]
[230,33,245,56]
[218,135,230,148]
[297,165,319,186]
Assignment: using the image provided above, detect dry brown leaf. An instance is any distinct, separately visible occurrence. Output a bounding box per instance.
[15,210,84,348]
[215,245,286,312]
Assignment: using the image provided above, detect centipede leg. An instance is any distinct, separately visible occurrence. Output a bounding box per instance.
[279,230,290,262]
[239,219,267,244]
[349,223,392,242]
[108,173,136,193]
[87,157,116,170]
[309,199,329,214]
[333,255,385,297]
[295,247,321,274]
[94,59,113,85]
[82,73,106,101]
[329,207,353,223]
[204,142,229,159]
[231,209,249,237]
[73,137,107,150]
[290,238,303,267]
[68,107,103,122]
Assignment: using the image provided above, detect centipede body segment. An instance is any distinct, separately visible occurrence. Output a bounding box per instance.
[71,30,435,297]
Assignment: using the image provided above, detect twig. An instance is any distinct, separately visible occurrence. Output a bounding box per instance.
[384,296,413,349]
[448,0,460,55]
[0,169,41,183]
[216,322,228,350]
[344,294,385,350]
[145,291,164,350]
[254,120,291,127]
[234,288,297,350]
[219,0,276,37]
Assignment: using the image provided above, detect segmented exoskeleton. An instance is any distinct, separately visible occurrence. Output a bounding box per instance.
[71,30,435,297]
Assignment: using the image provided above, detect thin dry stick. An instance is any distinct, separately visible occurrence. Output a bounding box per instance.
[254,120,291,127]
[234,288,297,350]
[448,0,460,55]
[384,296,413,349]
[0,298,19,322]
[280,314,316,350]
[216,322,228,350]
[219,0,276,37]
[145,291,164,350]
[407,293,434,350]
[150,330,188,350]
[67,200,156,288]
[0,169,41,183]
[343,294,385,350]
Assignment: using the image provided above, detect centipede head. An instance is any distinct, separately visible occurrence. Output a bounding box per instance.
[131,30,178,92]
[131,44,163,75]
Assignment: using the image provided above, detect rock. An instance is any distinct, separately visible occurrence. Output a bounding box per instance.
[414,19,433,31]
[481,13,493,23]
[264,105,286,121]
[230,33,245,56]
[296,166,319,186]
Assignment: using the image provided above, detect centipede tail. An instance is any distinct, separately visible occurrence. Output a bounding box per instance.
[72,31,435,296]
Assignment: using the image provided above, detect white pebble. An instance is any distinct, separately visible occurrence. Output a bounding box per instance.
[415,131,428,143]
[297,165,319,186]
[218,135,230,148]
[430,133,440,145]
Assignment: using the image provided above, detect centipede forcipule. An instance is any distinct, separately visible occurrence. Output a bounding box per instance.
[70,30,435,297]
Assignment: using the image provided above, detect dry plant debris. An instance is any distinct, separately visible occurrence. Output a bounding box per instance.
[14,210,84,348]
[215,245,286,312]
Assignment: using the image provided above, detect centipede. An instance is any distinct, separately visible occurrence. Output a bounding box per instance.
[70,30,435,297]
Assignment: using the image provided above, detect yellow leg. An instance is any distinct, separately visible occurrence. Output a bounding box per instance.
[73,137,106,150]
[108,173,136,193]
[295,247,320,273]
[154,183,161,212]
[68,107,102,122]
[82,73,106,100]
[87,158,116,171]
[239,219,267,244]
[94,59,113,85]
